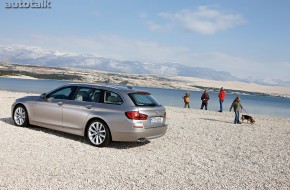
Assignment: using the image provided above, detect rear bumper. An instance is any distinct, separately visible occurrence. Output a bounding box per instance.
[111,124,168,142]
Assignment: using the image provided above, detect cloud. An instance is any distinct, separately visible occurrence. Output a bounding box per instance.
[147,21,172,32]
[150,6,246,35]
[189,52,290,80]
[2,34,289,80]
[280,61,290,68]
[96,35,190,63]
[17,34,190,63]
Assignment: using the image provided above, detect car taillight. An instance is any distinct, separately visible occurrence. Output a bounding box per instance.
[125,111,148,120]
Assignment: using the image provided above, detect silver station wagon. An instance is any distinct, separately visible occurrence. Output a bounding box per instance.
[11,83,167,147]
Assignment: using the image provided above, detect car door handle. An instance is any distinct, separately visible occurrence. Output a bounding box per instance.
[57,102,64,106]
[85,105,93,109]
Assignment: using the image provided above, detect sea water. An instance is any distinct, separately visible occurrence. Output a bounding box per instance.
[0,77,289,117]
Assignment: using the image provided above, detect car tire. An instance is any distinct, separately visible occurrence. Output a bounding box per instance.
[13,105,29,127]
[86,119,111,147]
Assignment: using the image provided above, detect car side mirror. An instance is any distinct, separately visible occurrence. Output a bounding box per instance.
[41,93,47,99]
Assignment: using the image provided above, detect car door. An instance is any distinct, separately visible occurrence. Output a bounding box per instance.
[62,87,101,130]
[33,86,76,127]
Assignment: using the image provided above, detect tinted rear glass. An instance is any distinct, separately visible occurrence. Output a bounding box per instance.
[129,93,160,106]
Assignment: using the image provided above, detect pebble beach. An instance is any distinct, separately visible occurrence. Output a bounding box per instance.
[0,91,289,189]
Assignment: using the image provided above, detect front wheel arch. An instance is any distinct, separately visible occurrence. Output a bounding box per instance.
[13,104,30,127]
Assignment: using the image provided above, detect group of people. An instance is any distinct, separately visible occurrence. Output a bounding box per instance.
[182,87,244,124]
[182,87,226,111]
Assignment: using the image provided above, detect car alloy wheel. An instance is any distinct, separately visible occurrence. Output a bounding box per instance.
[87,120,110,147]
[13,105,29,127]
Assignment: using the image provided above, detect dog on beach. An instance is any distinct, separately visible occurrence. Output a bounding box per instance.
[241,114,255,124]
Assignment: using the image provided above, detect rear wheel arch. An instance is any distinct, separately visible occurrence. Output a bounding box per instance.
[84,117,112,147]
[85,118,111,135]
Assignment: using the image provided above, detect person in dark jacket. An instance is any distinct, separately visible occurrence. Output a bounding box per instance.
[218,87,226,112]
[230,96,243,124]
[200,90,209,110]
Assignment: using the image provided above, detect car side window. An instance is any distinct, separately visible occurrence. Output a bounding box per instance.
[92,89,102,103]
[74,87,96,102]
[47,86,75,100]
[104,91,123,105]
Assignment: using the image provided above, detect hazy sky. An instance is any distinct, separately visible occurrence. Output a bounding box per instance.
[1,0,290,80]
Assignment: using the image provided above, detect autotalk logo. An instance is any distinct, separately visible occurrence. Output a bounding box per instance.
[5,0,52,9]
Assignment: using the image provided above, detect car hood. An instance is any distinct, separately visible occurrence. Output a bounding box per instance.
[15,95,42,102]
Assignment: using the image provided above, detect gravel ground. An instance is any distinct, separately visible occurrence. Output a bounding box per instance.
[0,91,289,189]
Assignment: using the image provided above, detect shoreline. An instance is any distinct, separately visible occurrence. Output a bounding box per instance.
[2,75,38,80]
[1,75,290,100]
[1,62,290,98]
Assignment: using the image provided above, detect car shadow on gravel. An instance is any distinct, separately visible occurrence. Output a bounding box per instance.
[200,118,233,124]
[28,125,150,149]
[0,117,15,125]
[0,117,151,149]
[109,140,150,149]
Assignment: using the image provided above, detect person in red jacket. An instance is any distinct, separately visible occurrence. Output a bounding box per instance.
[218,87,226,112]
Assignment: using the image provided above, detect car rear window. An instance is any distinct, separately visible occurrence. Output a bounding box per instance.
[128,93,161,106]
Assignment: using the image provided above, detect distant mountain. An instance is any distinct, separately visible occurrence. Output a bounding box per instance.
[244,78,290,87]
[1,46,289,87]
[0,46,238,81]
